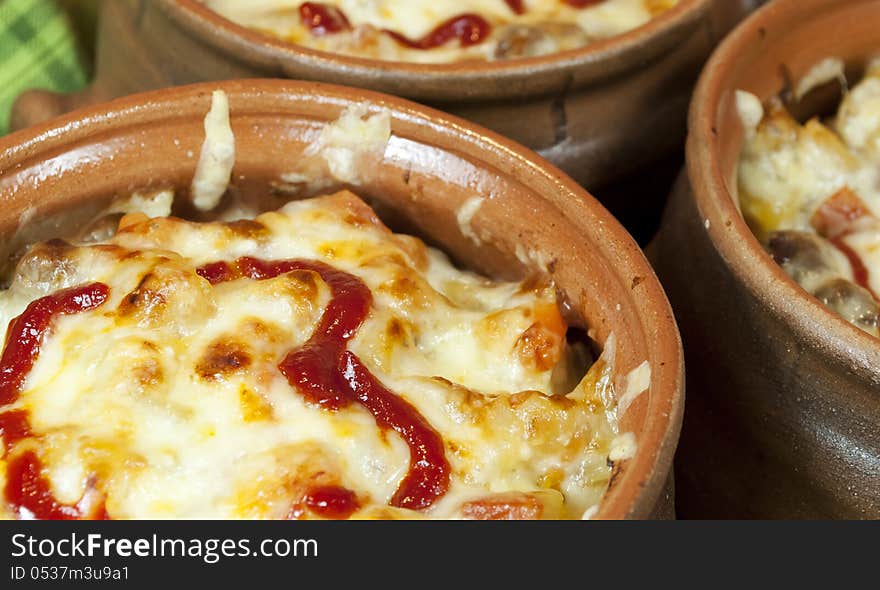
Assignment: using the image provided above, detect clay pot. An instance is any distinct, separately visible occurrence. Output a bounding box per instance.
[650,0,880,518]
[10,0,757,190]
[0,79,683,519]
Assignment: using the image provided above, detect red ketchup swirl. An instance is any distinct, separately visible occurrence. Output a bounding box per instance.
[385,14,491,50]
[504,0,526,15]
[0,283,110,520]
[299,2,351,35]
[197,257,450,512]
[0,283,109,406]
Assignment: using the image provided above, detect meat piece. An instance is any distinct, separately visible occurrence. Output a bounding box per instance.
[766,230,845,287]
[810,186,874,239]
[494,22,587,59]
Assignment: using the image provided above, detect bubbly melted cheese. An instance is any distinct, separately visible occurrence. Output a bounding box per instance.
[203,0,679,63]
[0,191,624,519]
[738,60,880,336]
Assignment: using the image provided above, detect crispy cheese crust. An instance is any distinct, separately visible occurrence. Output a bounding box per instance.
[0,192,621,520]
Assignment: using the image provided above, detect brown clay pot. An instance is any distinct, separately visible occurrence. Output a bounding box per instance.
[9,0,758,190]
[0,79,684,519]
[650,0,880,518]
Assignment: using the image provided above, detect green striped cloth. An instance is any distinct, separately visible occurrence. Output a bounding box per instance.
[0,0,91,135]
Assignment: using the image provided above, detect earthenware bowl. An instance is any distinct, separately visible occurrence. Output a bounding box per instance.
[650,0,880,518]
[10,0,757,190]
[0,79,684,519]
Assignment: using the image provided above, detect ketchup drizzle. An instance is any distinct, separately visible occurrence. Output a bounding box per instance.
[0,410,31,453]
[303,485,360,519]
[195,260,235,285]
[339,351,448,510]
[297,1,609,49]
[6,451,81,520]
[197,257,450,511]
[4,450,110,521]
[504,0,526,15]
[0,283,111,520]
[299,2,351,36]
[384,14,491,50]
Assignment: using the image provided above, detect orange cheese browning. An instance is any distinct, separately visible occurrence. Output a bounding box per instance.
[739,62,880,336]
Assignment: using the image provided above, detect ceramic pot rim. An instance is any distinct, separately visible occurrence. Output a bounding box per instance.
[158,0,709,101]
[688,0,880,380]
[0,79,684,519]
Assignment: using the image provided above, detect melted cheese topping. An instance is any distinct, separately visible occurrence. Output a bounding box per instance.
[738,61,880,336]
[203,0,679,63]
[0,191,626,519]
